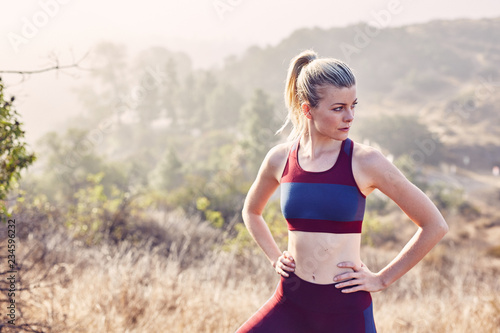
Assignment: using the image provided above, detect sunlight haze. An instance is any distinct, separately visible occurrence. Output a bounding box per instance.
[0,0,499,143]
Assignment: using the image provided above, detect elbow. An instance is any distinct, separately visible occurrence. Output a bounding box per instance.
[421,217,448,240]
[241,204,262,228]
[437,218,449,238]
[241,204,254,226]
[241,207,249,225]
[442,221,449,236]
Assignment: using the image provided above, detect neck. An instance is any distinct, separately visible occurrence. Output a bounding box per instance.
[300,129,342,160]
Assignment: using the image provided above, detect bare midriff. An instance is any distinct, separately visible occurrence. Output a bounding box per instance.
[288,230,362,284]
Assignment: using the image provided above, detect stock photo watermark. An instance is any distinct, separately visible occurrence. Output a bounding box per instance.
[444,74,500,127]
[385,73,500,184]
[7,0,72,54]
[213,0,244,20]
[6,219,18,325]
[340,0,403,62]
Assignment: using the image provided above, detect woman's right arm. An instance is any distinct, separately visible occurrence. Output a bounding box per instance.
[242,144,295,276]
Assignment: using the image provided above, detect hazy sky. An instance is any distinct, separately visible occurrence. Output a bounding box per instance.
[2,0,500,69]
[1,0,499,144]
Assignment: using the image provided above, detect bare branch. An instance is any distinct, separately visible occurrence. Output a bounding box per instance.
[0,51,92,75]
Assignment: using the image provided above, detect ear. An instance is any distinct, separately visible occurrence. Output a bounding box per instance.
[301,102,312,119]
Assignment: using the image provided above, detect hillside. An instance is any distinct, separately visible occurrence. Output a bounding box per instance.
[2,16,500,332]
[218,17,500,170]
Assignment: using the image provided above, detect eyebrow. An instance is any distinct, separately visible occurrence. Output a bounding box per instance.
[329,98,357,107]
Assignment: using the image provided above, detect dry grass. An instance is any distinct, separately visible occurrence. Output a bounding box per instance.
[365,246,500,332]
[1,210,500,333]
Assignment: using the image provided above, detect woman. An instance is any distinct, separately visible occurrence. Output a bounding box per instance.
[235,50,448,333]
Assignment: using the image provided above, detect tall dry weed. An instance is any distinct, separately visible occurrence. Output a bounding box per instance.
[1,210,499,332]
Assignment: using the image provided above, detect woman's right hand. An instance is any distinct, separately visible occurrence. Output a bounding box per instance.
[273,251,295,277]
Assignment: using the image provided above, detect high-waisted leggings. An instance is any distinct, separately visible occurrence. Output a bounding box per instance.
[235,272,376,333]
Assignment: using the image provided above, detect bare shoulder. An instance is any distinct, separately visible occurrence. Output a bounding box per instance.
[261,142,292,181]
[351,140,398,195]
[352,141,388,168]
[266,142,290,166]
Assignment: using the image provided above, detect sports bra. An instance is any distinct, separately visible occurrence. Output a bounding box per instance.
[280,138,366,234]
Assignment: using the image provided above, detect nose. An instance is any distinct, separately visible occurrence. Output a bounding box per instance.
[344,109,354,123]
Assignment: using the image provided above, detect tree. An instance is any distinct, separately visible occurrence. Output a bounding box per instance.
[160,57,181,125]
[239,89,280,176]
[0,77,36,221]
[205,83,244,129]
[178,70,218,129]
[73,43,129,125]
[150,145,183,191]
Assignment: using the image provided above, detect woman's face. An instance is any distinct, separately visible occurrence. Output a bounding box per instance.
[307,84,357,141]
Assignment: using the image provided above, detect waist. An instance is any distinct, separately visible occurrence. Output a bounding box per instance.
[275,271,372,313]
[288,230,361,284]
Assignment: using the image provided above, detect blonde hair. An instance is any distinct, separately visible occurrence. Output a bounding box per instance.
[278,49,356,141]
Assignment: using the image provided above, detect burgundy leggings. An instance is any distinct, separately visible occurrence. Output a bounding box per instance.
[235,272,376,333]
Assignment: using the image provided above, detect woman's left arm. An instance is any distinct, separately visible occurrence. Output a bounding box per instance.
[334,148,449,293]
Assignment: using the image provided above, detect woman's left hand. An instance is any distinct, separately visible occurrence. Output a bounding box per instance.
[333,261,386,293]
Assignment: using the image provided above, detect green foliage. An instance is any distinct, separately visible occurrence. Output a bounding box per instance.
[151,134,249,225]
[239,89,280,176]
[393,154,429,191]
[262,200,289,248]
[196,197,210,211]
[205,210,224,229]
[0,78,36,221]
[15,25,494,248]
[65,172,133,245]
[5,19,499,267]
[361,213,395,247]
[365,190,389,214]
[37,128,133,204]
[225,200,288,253]
[196,196,224,228]
[150,145,183,191]
[426,181,465,212]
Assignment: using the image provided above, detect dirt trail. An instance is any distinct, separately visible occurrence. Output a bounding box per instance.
[427,166,500,206]
[425,166,500,249]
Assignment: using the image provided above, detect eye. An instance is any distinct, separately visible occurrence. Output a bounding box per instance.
[332,106,343,112]
[351,102,358,109]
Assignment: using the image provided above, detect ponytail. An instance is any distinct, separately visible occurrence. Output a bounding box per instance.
[278,50,318,141]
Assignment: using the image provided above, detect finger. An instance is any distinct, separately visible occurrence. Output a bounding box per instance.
[340,284,365,293]
[333,272,357,282]
[337,261,355,268]
[277,267,290,277]
[283,251,295,262]
[337,261,359,272]
[335,276,362,288]
[281,257,296,268]
[279,261,295,272]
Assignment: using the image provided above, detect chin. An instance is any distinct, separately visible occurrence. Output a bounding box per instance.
[334,132,349,140]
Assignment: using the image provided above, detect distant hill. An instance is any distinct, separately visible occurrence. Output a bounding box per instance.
[217,17,500,170]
